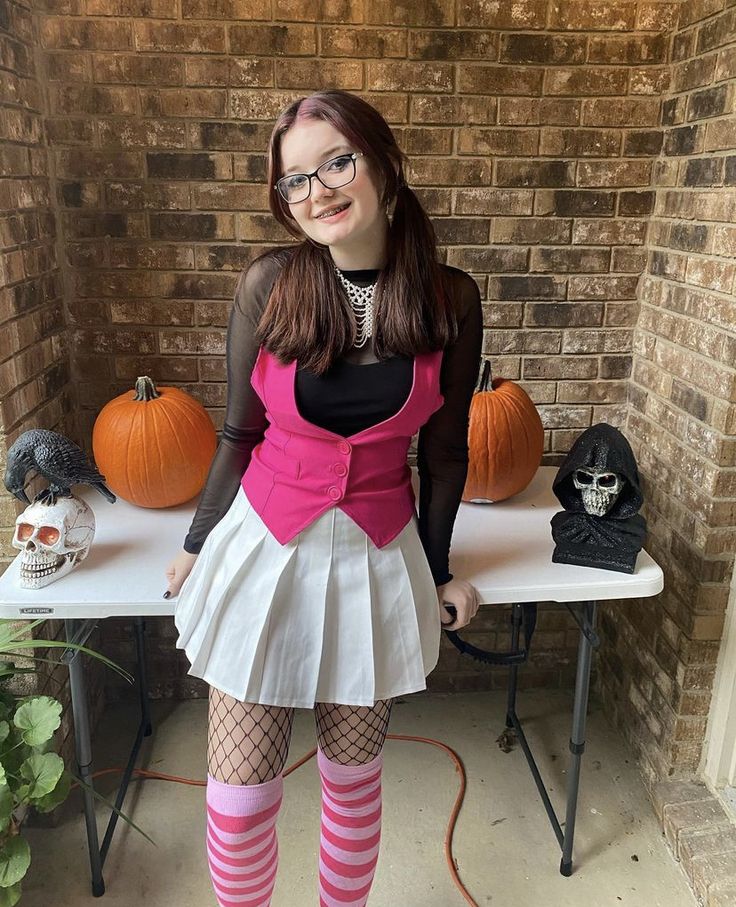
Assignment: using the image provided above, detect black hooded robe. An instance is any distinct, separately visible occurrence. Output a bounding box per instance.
[550,423,647,574]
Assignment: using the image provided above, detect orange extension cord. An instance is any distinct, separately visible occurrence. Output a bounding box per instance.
[69,732,479,906]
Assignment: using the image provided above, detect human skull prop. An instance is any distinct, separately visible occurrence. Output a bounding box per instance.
[12,494,95,589]
[572,467,624,517]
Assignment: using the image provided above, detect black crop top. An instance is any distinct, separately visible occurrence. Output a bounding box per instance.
[182,251,484,587]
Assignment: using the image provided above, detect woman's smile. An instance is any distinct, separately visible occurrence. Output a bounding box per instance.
[314,202,352,222]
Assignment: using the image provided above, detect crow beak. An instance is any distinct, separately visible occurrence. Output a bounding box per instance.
[14,488,30,505]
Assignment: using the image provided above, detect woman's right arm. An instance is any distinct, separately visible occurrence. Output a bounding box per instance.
[164,255,278,597]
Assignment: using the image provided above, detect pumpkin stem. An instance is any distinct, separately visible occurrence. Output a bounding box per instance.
[477,359,493,392]
[133,376,161,401]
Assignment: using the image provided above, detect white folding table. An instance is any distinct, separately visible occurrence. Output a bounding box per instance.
[0,465,663,895]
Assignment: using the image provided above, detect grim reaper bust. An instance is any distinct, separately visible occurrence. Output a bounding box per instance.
[550,423,647,574]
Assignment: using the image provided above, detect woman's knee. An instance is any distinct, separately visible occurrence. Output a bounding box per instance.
[313,699,393,765]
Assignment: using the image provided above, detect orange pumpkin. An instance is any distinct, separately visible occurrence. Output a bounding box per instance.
[92,376,217,508]
[462,360,544,503]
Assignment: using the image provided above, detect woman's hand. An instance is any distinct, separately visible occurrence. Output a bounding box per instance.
[163,549,199,599]
[437,577,480,631]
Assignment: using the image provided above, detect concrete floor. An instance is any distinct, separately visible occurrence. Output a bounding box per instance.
[22,689,697,907]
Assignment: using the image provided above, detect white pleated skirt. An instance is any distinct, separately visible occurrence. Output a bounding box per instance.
[173,484,442,709]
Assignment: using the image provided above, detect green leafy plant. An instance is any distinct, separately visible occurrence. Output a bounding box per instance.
[0,618,155,905]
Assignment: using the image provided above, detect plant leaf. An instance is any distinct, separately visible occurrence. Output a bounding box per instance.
[1,653,74,671]
[70,773,158,848]
[0,640,134,684]
[13,698,62,748]
[0,881,21,906]
[18,753,64,800]
[0,621,39,650]
[0,784,13,833]
[0,667,35,679]
[0,732,31,782]
[0,835,30,889]
[30,768,71,814]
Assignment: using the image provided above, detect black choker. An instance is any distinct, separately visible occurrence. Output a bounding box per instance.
[339,268,381,277]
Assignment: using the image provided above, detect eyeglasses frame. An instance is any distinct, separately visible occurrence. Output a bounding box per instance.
[273,151,366,204]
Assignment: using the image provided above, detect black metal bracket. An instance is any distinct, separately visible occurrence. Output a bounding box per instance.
[564,602,601,648]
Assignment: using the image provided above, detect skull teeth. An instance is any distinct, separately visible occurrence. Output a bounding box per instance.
[21,554,65,575]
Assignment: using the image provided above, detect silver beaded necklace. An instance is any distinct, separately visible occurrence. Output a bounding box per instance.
[333,264,377,349]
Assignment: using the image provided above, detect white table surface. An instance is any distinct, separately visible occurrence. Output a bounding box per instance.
[0,465,662,619]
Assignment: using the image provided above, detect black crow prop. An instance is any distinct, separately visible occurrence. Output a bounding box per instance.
[4,428,116,507]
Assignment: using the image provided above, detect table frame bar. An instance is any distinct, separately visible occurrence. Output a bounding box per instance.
[504,600,599,876]
[62,616,153,897]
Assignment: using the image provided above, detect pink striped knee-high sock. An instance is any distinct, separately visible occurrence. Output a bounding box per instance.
[205,772,283,907]
[317,746,384,907]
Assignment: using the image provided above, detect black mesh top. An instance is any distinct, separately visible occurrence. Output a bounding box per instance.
[182,251,484,586]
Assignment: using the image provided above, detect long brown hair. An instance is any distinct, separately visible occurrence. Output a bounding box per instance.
[254,89,458,375]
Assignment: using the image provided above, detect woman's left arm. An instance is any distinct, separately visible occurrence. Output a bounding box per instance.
[416,269,484,631]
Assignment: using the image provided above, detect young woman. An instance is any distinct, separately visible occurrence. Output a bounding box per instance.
[165,88,482,907]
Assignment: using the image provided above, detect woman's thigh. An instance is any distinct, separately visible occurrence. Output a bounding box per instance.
[207,686,296,784]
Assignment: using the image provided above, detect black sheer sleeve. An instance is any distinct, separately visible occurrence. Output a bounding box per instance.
[416,268,484,586]
[182,254,280,554]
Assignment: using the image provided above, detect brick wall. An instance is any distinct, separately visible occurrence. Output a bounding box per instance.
[1,1,733,795]
[33,0,676,704]
[598,0,736,788]
[0,0,110,817]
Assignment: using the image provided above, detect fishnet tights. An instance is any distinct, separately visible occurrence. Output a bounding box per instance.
[207,686,393,784]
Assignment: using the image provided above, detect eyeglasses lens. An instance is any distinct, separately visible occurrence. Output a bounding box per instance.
[278,155,355,203]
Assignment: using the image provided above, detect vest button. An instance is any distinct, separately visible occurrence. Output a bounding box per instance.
[337,441,351,454]
[333,463,347,477]
[328,486,342,500]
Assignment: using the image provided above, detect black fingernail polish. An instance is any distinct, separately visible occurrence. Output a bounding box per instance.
[163,591,171,599]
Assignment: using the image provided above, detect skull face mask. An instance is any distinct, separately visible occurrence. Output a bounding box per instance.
[550,423,647,574]
[572,467,624,516]
[12,494,95,589]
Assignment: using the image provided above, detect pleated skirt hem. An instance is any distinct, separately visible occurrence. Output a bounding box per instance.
[173,484,441,709]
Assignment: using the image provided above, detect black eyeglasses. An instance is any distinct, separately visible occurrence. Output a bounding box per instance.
[274,152,365,204]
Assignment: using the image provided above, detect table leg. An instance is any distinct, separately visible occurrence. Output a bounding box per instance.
[560,600,598,877]
[98,617,154,865]
[501,599,599,875]
[505,603,522,728]
[65,618,106,897]
[63,615,154,896]
[135,617,153,737]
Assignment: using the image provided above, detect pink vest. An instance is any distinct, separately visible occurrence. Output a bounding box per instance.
[241,345,445,547]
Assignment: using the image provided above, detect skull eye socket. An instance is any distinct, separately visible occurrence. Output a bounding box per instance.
[574,469,618,488]
[17,523,60,545]
[38,526,60,545]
